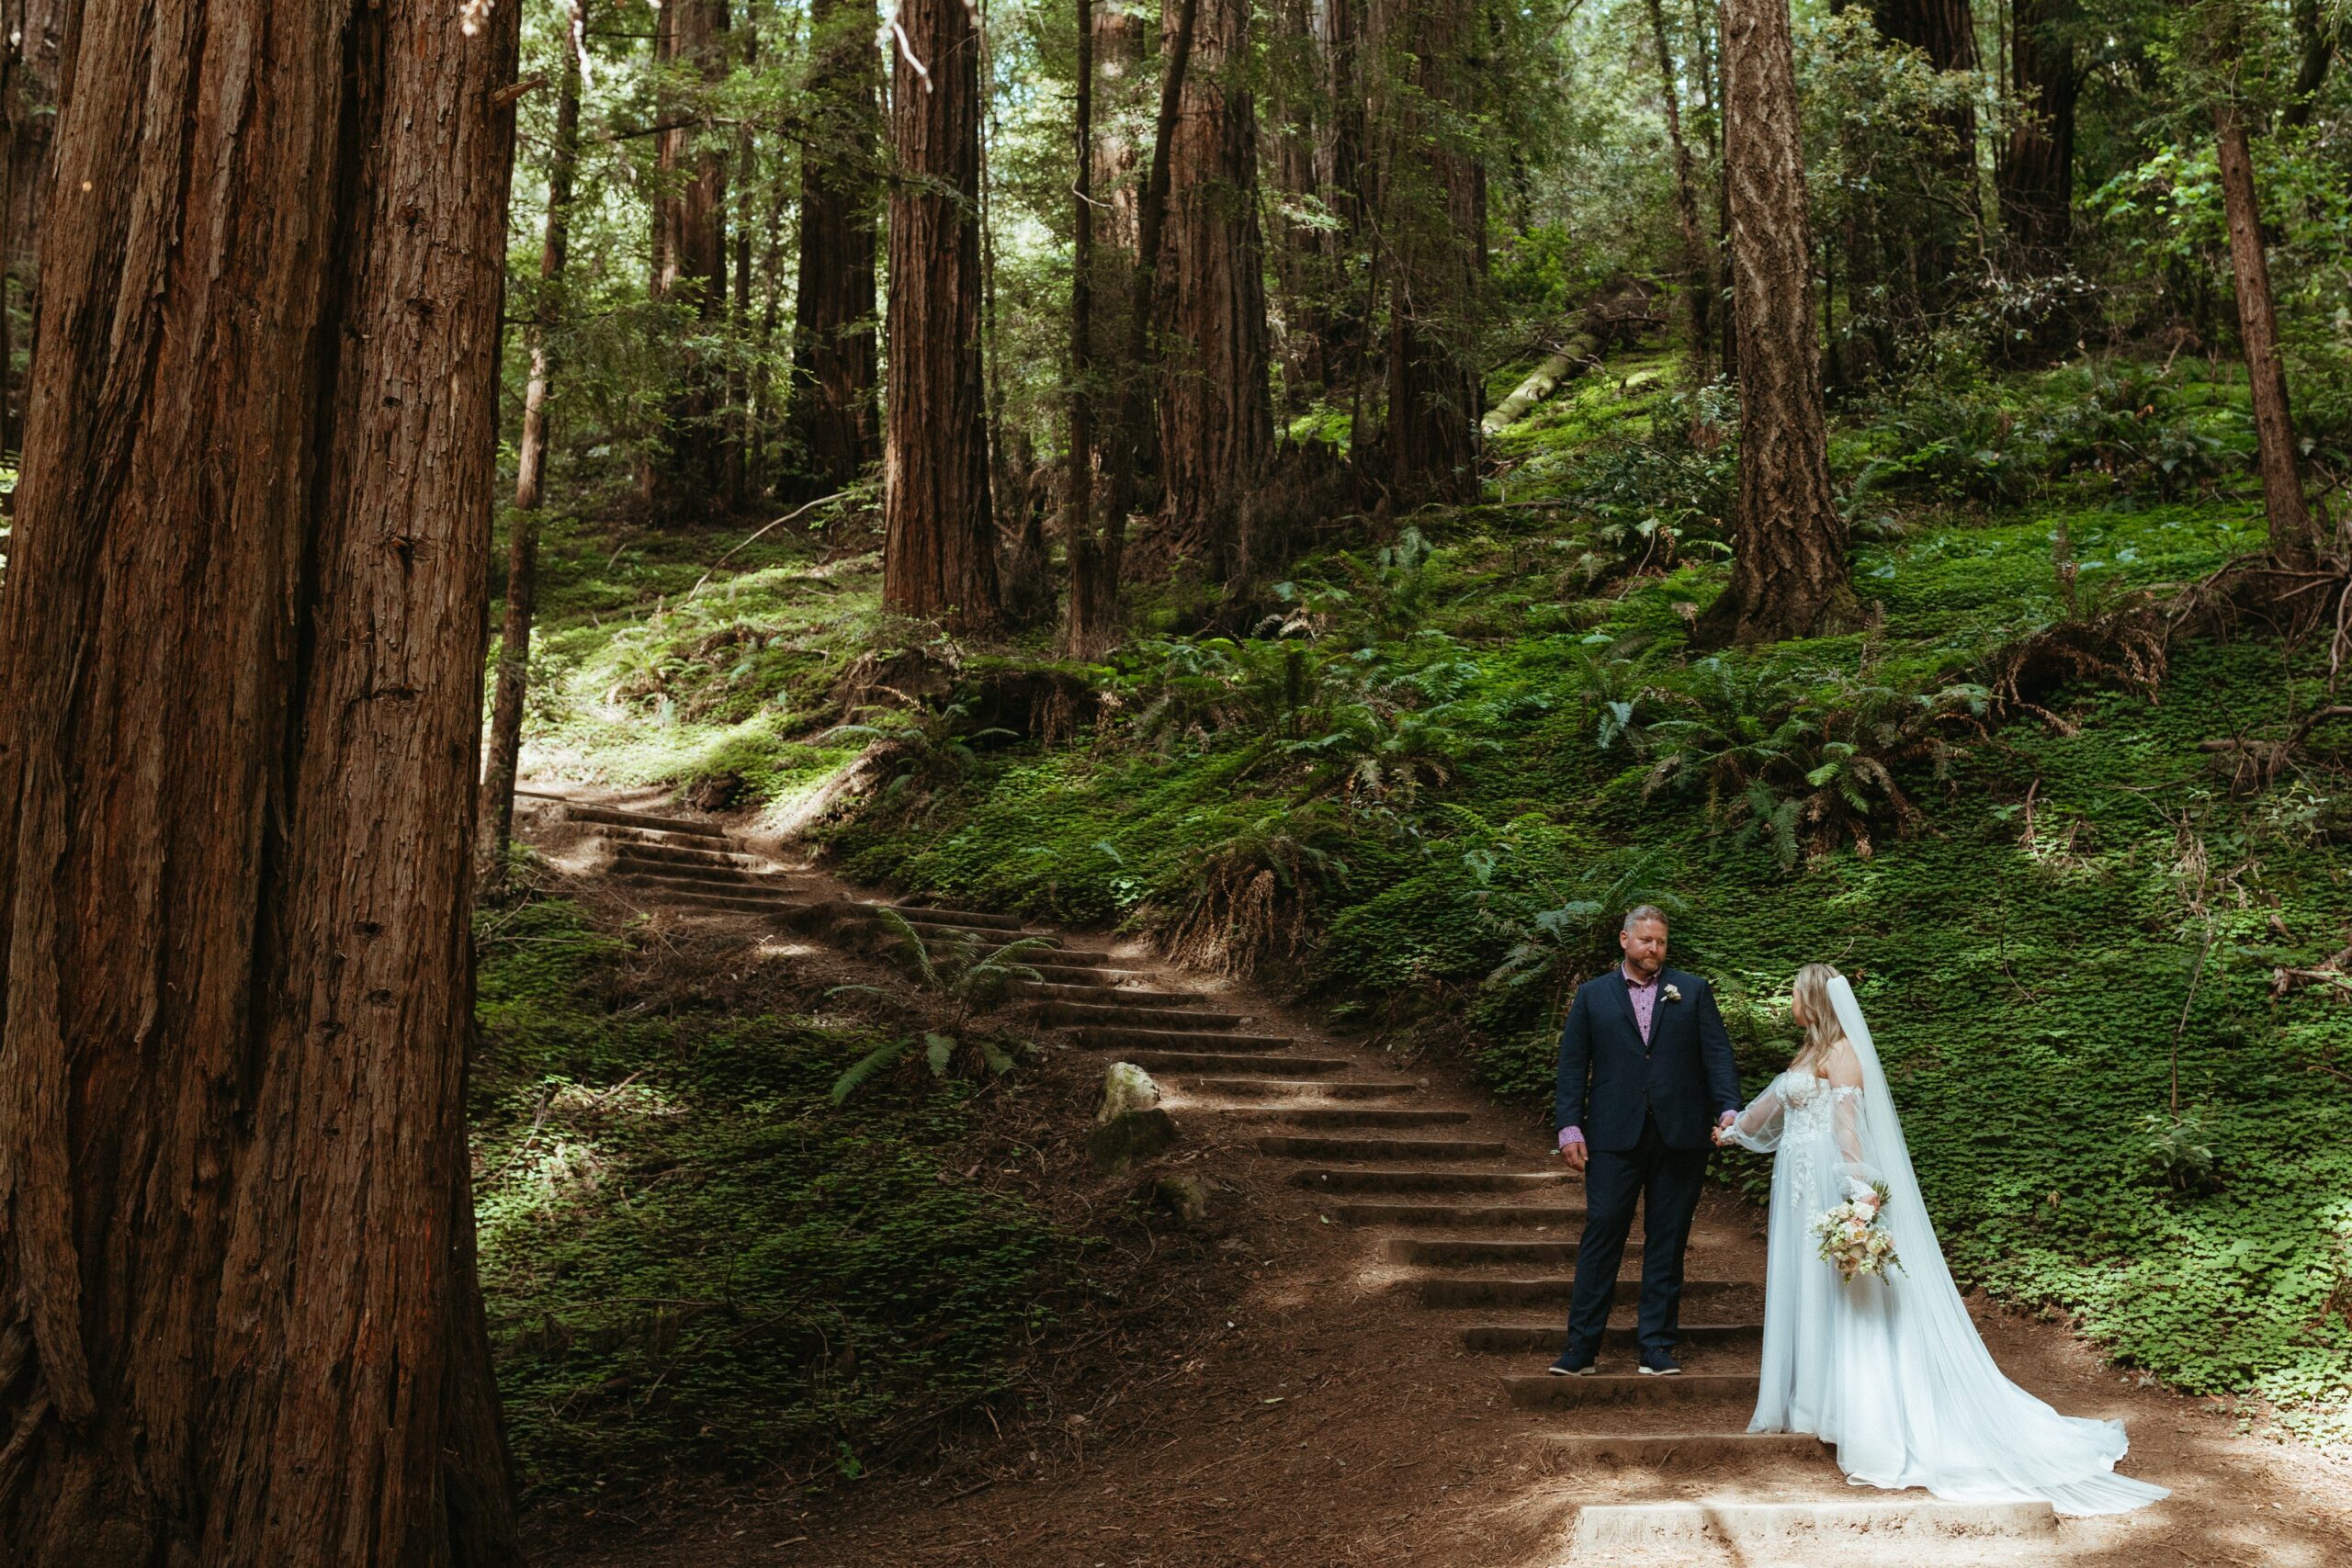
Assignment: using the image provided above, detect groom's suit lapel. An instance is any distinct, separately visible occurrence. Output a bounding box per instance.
[1597,967,1639,1050]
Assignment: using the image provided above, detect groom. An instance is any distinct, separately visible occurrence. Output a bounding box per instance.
[1549,905,1740,1377]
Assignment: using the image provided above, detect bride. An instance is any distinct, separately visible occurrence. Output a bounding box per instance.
[1713,963,2167,1515]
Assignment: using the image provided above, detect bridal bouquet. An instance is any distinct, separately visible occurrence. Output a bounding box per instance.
[1811,1183,1900,1282]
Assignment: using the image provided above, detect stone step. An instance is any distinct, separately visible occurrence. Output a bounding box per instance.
[1260,1134,1508,1162]
[594,823,742,851]
[1567,1498,2055,1551]
[1503,1371,1758,1408]
[1220,1106,1471,1130]
[1387,1235,1578,1267]
[641,888,811,916]
[1129,1051,1355,1078]
[1329,1201,1584,1228]
[1462,1323,1762,1355]
[1537,1431,1826,1467]
[1190,1078,1422,1101]
[1041,1000,1251,1030]
[605,840,763,870]
[1418,1277,1748,1310]
[872,902,1026,930]
[1075,1026,1296,1053]
[1015,980,1203,1007]
[565,803,729,840]
[1291,1168,1575,1194]
[613,862,795,890]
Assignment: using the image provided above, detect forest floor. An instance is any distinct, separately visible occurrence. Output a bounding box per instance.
[516,788,2352,1568]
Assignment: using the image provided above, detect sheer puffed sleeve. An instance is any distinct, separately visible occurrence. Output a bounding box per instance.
[1727,1077,1787,1153]
[1831,1089,1883,1201]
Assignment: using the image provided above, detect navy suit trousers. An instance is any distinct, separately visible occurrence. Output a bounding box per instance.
[1562,1111,1709,1358]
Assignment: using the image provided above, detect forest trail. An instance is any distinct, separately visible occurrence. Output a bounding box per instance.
[529,793,2352,1568]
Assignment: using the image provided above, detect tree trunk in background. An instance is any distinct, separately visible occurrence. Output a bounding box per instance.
[0,2,524,1560]
[1999,0,2075,272]
[1319,0,1371,407]
[1698,0,1854,646]
[1267,0,1327,401]
[1864,0,1977,325]
[482,39,585,889]
[793,0,880,491]
[1093,1,1145,259]
[1707,0,1737,382]
[1645,0,1713,395]
[1065,0,1107,655]
[884,0,1001,626]
[1375,0,1484,507]
[2284,0,2335,130]
[2215,99,2313,558]
[648,0,732,516]
[727,24,759,502]
[1157,0,1274,579]
[0,0,61,457]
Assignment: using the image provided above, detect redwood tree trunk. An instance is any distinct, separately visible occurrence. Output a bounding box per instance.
[1865,0,1977,322]
[1317,0,1371,391]
[0,0,62,455]
[481,40,585,887]
[1266,0,1328,400]
[1696,0,1855,647]
[2215,99,2313,558]
[1156,0,1275,580]
[1065,0,1106,655]
[884,0,1002,626]
[1376,0,1484,507]
[1645,0,1713,391]
[648,0,732,515]
[0,1,525,1561]
[792,0,881,491]
[1999,0,2076,272]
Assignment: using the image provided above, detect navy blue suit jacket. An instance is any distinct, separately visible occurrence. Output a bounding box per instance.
[1553,965,1742,1152]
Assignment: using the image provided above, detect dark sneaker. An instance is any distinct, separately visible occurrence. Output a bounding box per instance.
[1547,1350,1599,1377]
[1637,1349,1683,1377]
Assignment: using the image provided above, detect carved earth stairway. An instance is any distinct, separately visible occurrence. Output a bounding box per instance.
[555,798,2067,1563]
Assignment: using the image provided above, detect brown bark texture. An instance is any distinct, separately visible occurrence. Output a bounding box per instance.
[1700,0,1855,646]
[1156,0,1275,579]
[0,0,526,1562]
[0,0,62,452]
[1064,0,1107,655]
[2284,0,2336,130]
[1092,2,1146,260]
[792,0,882,491]
[649,0,733,513]
[482,41,586,885]
[1374,0,1484,506]
[2215,100,2313,557]
[884,0,1002,626]
[1645,0,1713,388]
[1266,0,1329,397]
[1999,0,2076,270]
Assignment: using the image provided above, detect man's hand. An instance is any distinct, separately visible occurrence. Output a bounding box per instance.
[1712,1111,1738,1147]
[1559,1135,1589,1173]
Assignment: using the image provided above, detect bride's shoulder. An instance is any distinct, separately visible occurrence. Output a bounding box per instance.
[1821,1037,1866,1090]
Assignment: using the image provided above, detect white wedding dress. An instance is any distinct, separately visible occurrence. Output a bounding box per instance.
[1724,976,2167,1516]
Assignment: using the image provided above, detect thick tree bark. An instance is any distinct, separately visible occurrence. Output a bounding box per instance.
[1266,0,1325,400]
[1697,0,1855,647]
[481,39,585,888]
[1093,1,1146,259]
[1064,0,1106,655]
[0,0,526,1561]
[793,0,882,491]
[1999,0,2075,272]
[1375,0,1485,506]
[1645,0,1713,393]
[1318,0,1371,389]
[2215,99,2313,558]
[647,0,732,515]
[1156,0,1275,579]
[884,0,1002,626]
[0,0,62,456]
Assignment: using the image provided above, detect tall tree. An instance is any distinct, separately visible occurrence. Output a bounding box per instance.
[0,0,525,1559]
[2215,93,2312,556]
[1066,0,1106,653]
[1318,0,1372,393]
[792,0,882,491]
[1157,0,1275,578]
[1865,0,1979,316]
[647,0,733,513]
[1645,0,1713,393]
[2000,0,2078,272]
[884,0,1003,626]
[1266,0,1328,400]
[1698,0,1856,645]
[482,29,587,887]
[0,0,62,457]
[1375,0,1486,506]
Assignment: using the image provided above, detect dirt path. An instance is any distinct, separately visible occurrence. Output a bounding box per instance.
[524,790,2352,1567]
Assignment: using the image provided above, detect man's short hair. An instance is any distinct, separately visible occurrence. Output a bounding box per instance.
[1622,904,1668,934]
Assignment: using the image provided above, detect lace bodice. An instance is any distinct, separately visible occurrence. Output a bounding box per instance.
[1728,1068,1880,1201]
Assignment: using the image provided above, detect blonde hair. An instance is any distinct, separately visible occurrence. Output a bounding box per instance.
[1790,963,1848,1071]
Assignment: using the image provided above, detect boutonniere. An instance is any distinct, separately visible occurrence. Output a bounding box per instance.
[1661,983,1684,1004]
